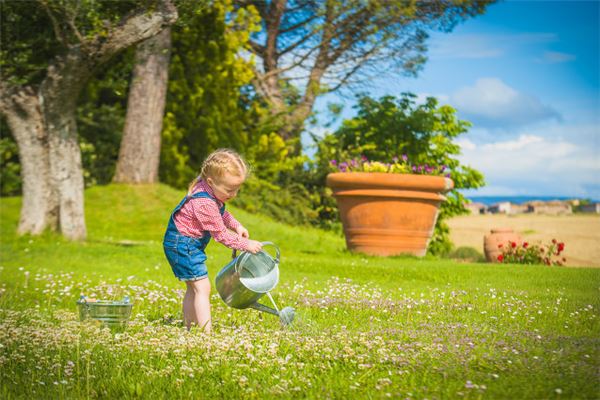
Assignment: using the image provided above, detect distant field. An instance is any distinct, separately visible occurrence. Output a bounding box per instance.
[447,213,600,267]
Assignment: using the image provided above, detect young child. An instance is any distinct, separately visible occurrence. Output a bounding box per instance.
[163,148,262,332]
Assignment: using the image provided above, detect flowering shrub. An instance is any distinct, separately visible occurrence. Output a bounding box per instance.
[330,155,450,177]
[497,239,566,266]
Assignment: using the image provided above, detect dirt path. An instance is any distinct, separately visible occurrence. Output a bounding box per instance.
[447,214,600,267]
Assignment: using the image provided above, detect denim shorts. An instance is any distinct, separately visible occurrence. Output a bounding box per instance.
[163,234,208,281]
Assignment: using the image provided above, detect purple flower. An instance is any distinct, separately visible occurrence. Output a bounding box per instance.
[360,155,368,162]
[392,156,399,163]
[330,160,337,166]
[465,381,477,389]
[444,173,451,178]
[402,154,408,162]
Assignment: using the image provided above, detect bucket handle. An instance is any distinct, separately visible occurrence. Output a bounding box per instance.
[234,241,280,275]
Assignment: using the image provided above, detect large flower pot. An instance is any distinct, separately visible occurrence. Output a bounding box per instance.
[483,228,522,263]
[326,172,454,256]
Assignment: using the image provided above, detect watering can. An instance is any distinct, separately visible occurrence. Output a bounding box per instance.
[215,242,295,326]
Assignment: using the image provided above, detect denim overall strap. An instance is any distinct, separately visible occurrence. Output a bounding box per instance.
[186,191,225,245]
[163,191,225,247]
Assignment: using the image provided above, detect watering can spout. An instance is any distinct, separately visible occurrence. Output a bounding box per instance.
[249,302,296,326]
[249,302,279,316]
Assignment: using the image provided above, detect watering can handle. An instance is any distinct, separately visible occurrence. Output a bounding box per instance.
[234,241,280,274]
[260,241,280,264]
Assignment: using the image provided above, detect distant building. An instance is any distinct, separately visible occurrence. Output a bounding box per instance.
[579,203,600,213]
[487,201,512,214]
[465,202,487,214]
[486,202,529,214]
[526,201,572,215]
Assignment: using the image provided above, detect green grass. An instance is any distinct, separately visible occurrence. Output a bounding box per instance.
[1,184,599,399]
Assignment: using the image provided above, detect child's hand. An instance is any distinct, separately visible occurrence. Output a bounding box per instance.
[235,226,249,238]
[246,240,263,254]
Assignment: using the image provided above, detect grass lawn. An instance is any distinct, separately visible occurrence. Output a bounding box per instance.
[1,184,599,399]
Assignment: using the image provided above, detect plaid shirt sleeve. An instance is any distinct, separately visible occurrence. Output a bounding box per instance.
[191,198,250,251]
[222,210,242,231]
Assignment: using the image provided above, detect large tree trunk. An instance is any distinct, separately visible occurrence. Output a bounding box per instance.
[1,79,88,240]
[114,28,171,183]
[40,51,91,240]
[0,87,58,234]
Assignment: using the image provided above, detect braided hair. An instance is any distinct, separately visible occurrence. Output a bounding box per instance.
[187,149,249,196]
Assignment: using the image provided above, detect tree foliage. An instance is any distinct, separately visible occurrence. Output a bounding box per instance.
[160,0,262,188]
[0,0,177,239]
[235,0,495,139]
[77,51,134,187]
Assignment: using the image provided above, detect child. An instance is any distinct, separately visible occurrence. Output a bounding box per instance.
[163,148,262,332]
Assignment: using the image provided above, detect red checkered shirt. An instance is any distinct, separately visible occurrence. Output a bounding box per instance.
[173,179,250,251]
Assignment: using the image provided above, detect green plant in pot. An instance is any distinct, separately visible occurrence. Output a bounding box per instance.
[317,93,485,256]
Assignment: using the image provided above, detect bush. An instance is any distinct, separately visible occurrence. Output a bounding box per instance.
[0,128,21,196]
[447,246,486,263]
[498,239,567,266]
[232,177,320,227]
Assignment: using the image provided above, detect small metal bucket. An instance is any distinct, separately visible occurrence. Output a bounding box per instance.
[77,295,133,330]
[215,242,295,325]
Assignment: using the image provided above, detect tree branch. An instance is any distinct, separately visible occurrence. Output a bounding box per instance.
[248,39,266,57]
[277,27,320,57]
[87,0,178,65]
[279,13,319,34]
[38,0,69,46]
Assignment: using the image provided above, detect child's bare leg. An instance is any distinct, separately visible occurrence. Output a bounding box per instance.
[183,278,211,333]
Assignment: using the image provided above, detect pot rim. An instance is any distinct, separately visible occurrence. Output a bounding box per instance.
[326,172,454,193]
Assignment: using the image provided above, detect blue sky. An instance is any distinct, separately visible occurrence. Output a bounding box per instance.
[306,0,600,200]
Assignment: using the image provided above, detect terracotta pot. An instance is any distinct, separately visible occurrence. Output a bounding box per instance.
[326,172,454,256]
[484,228,523,263]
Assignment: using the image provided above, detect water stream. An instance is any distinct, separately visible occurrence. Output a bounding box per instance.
[266,292,280,313]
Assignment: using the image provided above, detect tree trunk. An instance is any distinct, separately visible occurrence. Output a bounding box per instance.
[1,82,87,240]
[0,87,58,234]
[114,28,171,183]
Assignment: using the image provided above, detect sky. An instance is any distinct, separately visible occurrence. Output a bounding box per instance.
[306,0,600,200]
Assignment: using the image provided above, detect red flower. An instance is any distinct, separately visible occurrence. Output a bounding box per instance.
[558,242,565,252]
[498,243,504,249]
[497,254,504,262]
[523,242,529,248]
[511,242,517,248]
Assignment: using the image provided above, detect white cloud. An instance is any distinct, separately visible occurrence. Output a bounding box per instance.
[481,134,543,151]
[451,78,561,127]
[455,138,476,151]
[429,32,557,60]
[457,124,600,198]
[540,51,576,63]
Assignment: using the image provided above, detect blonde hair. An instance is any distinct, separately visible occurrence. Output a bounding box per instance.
[187,148,249,195]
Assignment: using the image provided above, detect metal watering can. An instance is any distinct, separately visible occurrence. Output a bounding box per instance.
[215,242,295,326]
